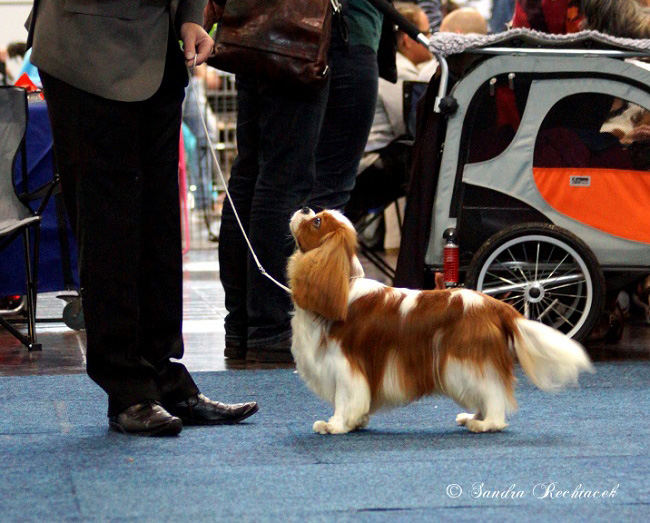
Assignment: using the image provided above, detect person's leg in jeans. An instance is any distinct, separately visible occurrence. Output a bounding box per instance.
[219,76,328,361]
[218,75,261,358]
[308,44,378,212]
[244,79,328,361]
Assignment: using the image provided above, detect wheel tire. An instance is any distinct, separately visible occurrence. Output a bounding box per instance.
[465,223,605,341]
[63,299,85,331]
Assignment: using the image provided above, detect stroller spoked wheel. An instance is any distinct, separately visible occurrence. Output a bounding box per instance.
[466,223,605,342]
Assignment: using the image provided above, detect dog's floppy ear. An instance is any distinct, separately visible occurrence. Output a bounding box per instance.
[288,227,356,321]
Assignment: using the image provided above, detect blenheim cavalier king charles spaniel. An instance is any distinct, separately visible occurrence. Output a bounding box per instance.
[288,208,593,435]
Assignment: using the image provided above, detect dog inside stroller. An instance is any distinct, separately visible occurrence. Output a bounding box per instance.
[395,29,650,343]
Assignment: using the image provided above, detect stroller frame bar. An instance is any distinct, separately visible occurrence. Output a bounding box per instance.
[431,52,450,114]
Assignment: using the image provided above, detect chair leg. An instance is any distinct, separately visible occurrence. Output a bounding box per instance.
[394,200,403,231]
[0,315,37,350]
[32,225,40,314]
[354,209,398,282]
[22,227,41,351]
[358,243,396,280]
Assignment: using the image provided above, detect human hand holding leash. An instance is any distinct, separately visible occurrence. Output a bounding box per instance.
[180,22,214,67]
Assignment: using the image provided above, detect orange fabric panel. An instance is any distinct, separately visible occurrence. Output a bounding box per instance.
[533,167,650,244]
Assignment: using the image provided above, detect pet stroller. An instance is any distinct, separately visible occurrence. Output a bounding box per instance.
[395,29,650,341]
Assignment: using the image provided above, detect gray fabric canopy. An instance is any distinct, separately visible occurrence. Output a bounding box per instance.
[427,29,650,57]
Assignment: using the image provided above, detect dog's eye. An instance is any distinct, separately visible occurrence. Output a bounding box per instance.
[313,217,321,229]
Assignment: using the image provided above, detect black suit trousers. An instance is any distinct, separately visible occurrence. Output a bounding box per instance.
[40,49,199,416]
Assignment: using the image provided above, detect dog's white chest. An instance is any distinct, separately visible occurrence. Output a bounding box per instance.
[290,309,344,405]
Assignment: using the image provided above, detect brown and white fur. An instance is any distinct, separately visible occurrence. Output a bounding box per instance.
[288,209,593,435]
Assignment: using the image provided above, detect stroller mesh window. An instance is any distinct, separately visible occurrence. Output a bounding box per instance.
[466,75,532,164]
[459,75,544,260]
[533,93,650,243]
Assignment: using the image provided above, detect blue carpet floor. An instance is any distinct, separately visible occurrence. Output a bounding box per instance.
[0,363,648,521]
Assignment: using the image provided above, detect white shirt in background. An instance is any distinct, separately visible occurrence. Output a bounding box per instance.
[365,53,433,156]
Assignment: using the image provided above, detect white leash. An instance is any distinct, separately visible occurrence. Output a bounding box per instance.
[186,63,291,294]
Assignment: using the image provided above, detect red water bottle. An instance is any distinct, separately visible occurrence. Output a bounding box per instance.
[443,228,459,288]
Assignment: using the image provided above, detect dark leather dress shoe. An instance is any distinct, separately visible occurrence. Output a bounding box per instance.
[167,394,258,425]
[109,402,182,437]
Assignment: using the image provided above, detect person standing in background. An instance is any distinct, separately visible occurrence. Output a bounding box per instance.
[28,0,258,436]
[416,1,444,31]
[0,49,8,86]
[207,0,391,363]
[182,63,219,211]
[348,2,434,253]
[365,2,434,157]
[437,6,490,33]
[451,0,494,24]
[490,0,516,32]
[2,42,27,83]
[417,6,488,82]
[305,0,385,213]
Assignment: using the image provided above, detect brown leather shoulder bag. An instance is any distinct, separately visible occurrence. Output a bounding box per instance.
[207,0,338,87]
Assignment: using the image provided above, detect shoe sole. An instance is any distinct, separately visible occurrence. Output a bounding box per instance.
[109,419,183,437]
[224,347,247,360]
[178,403,260,426]
[246,351,294,363]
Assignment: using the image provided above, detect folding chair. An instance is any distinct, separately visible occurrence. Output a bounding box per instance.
[0,87,54,351]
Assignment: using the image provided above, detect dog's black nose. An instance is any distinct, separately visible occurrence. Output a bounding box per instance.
[301,207,312,215]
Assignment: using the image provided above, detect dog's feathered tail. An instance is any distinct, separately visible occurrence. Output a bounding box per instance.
[512,318,594,391]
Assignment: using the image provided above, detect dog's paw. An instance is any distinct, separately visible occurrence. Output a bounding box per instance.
[456,413,475,426]
[465,418,507,433]
[326,422,350,434]
[313,420,330,434]
[313,419,351,434]
[355,415,370,430]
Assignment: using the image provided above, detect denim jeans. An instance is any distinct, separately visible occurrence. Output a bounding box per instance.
[308,44,378,211]
[490,0,516,33]
[219,35,378,349]
[218,76,328,348]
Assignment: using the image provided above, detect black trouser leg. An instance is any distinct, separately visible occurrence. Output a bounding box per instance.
[41,69,198,416]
